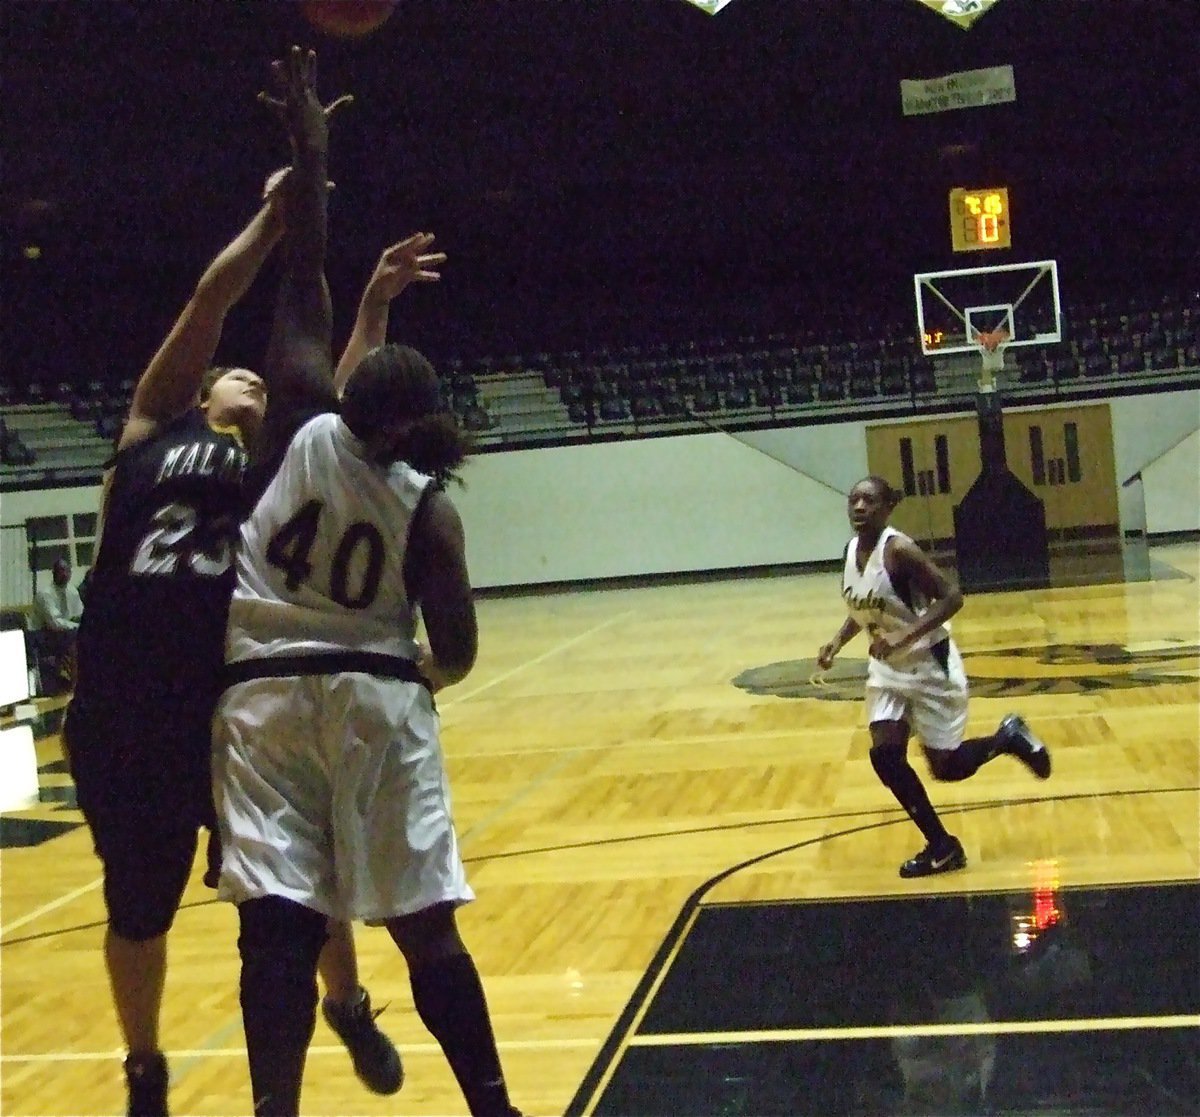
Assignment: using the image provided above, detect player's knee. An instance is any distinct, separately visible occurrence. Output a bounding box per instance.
[109,901,176,942]
[104,865,188,941]
[238,897,326,1017]
[869,739,910,790]
[237,897,325,1082]
[386,901,464,968]
[925,750,956,780]
[238,896,327,971]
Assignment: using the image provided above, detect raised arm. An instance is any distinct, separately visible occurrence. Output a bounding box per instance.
[119,195,285,452]
[255,48,351,459]
[333,233,446,395]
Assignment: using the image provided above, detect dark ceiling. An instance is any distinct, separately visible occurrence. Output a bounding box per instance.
[3,0,1197,376]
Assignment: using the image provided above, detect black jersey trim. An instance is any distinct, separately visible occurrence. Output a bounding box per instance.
[930,637,951,674]
[222,651,431,694]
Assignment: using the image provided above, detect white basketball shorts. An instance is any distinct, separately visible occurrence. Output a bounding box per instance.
[864,640,969,752]
[212,672,474,923]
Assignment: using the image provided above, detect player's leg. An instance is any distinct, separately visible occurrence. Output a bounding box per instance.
[336,674,520,1116]
[213,676,339,1115]
[866,687,964,877]
[108,809,203,1114]
[918,646,1050,781]
[70,710,196,1116]
[387,903,520,1117]
[927,722,1050,780]
[237,895,327,1117]
[318,919,403,1094]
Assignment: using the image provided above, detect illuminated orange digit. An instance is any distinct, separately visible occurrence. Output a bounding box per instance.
[979,214,1000,242]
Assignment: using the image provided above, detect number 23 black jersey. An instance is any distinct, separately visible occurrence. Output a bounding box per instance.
[75,409,248,704]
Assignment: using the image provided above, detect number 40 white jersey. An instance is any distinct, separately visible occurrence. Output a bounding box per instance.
[226,412,430,666]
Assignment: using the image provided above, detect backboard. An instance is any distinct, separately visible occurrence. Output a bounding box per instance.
[914,259,1062,357]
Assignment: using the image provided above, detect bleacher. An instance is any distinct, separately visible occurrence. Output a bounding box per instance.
[0,379,120,486]
[3,289,1197,483]
[435,288,1198,446]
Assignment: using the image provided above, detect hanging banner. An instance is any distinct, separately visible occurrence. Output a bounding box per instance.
[913,0,1006,30]
[680,0,739,14]
[901,64,1016,116]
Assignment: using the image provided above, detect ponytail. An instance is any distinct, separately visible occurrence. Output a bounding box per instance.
[395,413,474,487]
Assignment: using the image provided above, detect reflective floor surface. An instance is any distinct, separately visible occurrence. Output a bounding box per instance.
[571,880,1198,1116]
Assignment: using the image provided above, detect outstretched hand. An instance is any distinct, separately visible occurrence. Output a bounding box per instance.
[363,233,447,306]
[258,45,352,151]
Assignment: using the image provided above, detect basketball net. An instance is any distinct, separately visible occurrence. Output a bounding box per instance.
[975,326,1009,391]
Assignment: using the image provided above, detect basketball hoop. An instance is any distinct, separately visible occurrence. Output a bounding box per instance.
[975,326,1009,390]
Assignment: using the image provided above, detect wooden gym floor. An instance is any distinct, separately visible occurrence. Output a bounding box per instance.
[1,540,1197,1116]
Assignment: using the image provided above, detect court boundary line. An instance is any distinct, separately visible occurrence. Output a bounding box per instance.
[628,1014,1200,1046]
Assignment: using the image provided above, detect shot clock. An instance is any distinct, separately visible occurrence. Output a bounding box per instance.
[949,187,1011,252]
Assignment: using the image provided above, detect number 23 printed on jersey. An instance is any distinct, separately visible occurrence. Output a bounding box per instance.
[130,501,236,578]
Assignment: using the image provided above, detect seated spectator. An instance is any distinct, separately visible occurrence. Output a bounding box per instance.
[32,558,83,693]
[0,418,36,466]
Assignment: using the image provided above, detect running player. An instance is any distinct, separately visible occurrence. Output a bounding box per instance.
[817,475,1051,878]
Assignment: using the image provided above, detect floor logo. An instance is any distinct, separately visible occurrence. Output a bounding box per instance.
[733,641,1200,701]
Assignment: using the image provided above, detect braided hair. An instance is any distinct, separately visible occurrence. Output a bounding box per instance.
[340,344,473,486]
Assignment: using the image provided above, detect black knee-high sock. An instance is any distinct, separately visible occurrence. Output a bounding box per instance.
[409,952,512,1117]
[238,897,327,1117]
[933,735,1001,782]
[871,745,950,846]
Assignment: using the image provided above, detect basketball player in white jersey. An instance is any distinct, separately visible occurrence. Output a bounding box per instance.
[817,475,1051,878]
[209,48,524,1117]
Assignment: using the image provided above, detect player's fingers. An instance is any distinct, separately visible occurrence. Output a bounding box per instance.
[323,93,354,118]
[258,91,286,117]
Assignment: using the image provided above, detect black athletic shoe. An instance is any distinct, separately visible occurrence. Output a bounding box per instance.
[899,836,966,878]
[322,987,404,1095]
[124,1051,168,1117]
[998,714,1052,779]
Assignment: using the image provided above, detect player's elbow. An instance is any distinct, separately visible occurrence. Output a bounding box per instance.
[434,641,477,687]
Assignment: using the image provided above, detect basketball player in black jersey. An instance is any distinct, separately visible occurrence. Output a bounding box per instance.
[61,51,408,1116]
[818,476,1051,878]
